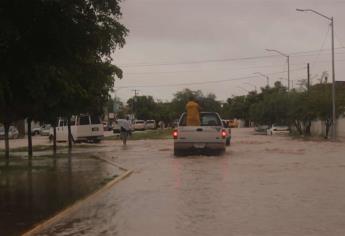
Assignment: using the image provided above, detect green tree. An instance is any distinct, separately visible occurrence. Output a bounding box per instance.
[0,0,128,158]
[127,96,157,120]
[308,82,345,138]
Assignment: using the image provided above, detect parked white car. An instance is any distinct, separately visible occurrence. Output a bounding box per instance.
[267,124,289,135]
[51,114,104,143]
[40,124,52,136]
[31,127,41,135]
[145,120,156,129]
[112,119,133,133]
[133,120,146,131]
[173,112,226,156]
[0,126,19,139]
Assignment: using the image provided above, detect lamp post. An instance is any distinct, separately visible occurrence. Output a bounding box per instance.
[265,49,290,91]
[296,8,336,140]
[254,72,270,87]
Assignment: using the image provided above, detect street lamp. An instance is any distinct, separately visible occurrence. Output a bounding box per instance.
[265,49,290,91]
[296,8,336,140]
[254,72,270,87]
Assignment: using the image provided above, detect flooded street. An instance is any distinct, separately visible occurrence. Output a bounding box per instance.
[24,129,345,235]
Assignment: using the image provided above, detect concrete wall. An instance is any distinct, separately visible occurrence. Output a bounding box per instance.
[336,117,345,138]
[310,117,345,138]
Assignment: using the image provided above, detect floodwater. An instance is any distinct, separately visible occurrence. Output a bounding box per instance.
[32,128,345,236]
[0,150,120,236]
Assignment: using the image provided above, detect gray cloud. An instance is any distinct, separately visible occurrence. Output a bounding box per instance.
[113,0,345,101]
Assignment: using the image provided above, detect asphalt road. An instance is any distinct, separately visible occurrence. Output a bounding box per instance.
[36,128,345,236]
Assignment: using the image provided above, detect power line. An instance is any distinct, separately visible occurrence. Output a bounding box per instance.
[120,47,345,68]
[116,67,306,89]
[124,56,345,77]
[311,25,331,66]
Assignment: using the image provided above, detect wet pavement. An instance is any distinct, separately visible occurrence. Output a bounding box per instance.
[1,129,345,236]
[0,150,120,236]
[26,128,345,236]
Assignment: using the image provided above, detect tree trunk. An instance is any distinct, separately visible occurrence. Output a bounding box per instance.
[53,125,57,154]
[4,123,10,159]
[27,118,33,158]
[67,117,72,150]
[294,120,302,135]
[325,119,331,139]
[305,120,311,136]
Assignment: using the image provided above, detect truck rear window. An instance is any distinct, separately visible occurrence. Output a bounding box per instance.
[90,115,101,124]
[79,116,90,125]
[179,113,221,126]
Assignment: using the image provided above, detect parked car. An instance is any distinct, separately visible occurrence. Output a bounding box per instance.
[51,114,104,143]
[145,120,156,129]
[31,126,41,135]
[222,120,231,146]
[255,125,269,134]
[267,124,289,135]
[0,126,19,139]
[112,119,133,133]
[133,120,146,131]
[103,122,112,131]
[173,112,226,156]
[40,124,52,136]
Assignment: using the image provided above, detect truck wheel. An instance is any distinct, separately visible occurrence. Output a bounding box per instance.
[226,138,230,146]
[174,149,184,157]
[218,148,226,155]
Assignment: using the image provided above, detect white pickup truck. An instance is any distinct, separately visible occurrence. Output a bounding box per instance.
[173,112,227,156]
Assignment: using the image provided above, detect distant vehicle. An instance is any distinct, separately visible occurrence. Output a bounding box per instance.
[222,120,231,146]
[112,119,133,133]
[229,119,239,128]
[133,120,146,131]
[31,127,41,135]
[145,120,156,129]
[40,124,52,136]
[173,112,226,156]
[0,126,19,139]
[267,124,289,136]
[255,125,269,134]
[103,122,112,131]
[51,114,104,143]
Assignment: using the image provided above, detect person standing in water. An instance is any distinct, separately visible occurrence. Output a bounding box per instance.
[186,96,200,126]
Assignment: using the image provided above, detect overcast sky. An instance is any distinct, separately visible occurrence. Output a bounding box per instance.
[112,0,345,102]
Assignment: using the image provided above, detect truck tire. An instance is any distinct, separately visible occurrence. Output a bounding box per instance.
[174,148,184,157]
[226,138,230,146]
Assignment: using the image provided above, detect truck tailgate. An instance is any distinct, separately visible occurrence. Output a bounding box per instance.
[177,126,223,142]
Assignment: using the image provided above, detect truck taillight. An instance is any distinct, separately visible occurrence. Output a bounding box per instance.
[221,130,227,139]
[173,130,178,139]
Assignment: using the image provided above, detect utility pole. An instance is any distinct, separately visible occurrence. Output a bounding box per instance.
[287,55,290,91]
[331,17,336,139]
[296,8,336,139]
[131,89,140,116]
[307,63,310,91]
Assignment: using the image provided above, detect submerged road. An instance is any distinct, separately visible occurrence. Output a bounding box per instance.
[37,128,345,236]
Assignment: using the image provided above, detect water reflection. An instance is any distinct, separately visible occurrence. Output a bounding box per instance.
[171,155,230,235]
[0,152,118,236]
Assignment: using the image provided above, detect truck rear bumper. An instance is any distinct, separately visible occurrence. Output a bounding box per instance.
[174,141,225,150]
